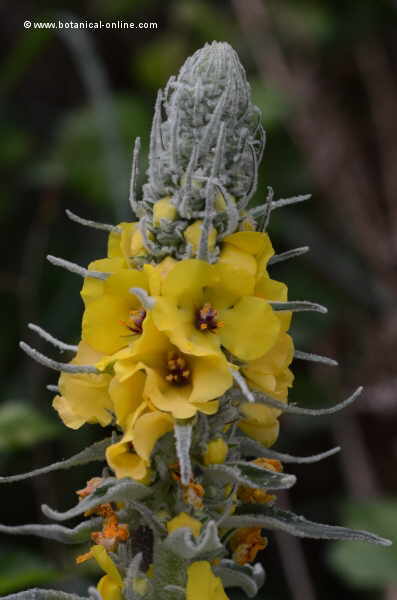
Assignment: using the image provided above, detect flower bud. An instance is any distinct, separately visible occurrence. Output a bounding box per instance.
[167,512,202,538]
[153,196,177,226]
[133,577,149,596]
[184,220,217,254]
[130,228,146,256]
[202,438,228,465]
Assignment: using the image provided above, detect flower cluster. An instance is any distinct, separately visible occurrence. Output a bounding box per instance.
[2,42,390,600]
[54,226,293,478]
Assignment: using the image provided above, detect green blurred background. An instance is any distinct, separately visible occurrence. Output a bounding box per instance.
[1,1,397,598]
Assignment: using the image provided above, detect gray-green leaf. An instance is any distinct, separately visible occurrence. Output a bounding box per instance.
[223,505,392,546]
[0,437,112,483]
[214,560,265,598]
[41,477,152,521]
[163,520,224,560]
[204,461,296,491]
[0,517,101,544]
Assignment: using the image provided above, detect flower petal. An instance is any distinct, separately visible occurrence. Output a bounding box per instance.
[91,545,123,585]
[243,333,294,400]
[167,513,202,538]
[80,258,124,304]
[82,269,148,355]
[255,276,292,332]
[53,343,112,429]
[109,369,146,429]
[223,231,273,257]
[162,259,217,302]
[218,244,257,279]
[189,355,233,404]
[238,419,280,448]
[220,296,280,361]
[97,576,123,600]
[152,297,219,357]
[133,411,174,462]
[146,373,197,419]
[186,561,229,600]
[106,439,148,481]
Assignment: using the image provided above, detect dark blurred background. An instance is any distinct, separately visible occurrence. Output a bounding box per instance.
[1,1,397,598]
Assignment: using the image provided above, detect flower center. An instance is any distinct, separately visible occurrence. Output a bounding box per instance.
[121,308,146,335]
[165,351,191,385]
[195,303,224,333]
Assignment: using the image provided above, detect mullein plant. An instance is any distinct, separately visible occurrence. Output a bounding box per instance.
[1,42,391,600]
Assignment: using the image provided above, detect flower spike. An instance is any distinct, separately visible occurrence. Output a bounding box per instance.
[4,41,391,600]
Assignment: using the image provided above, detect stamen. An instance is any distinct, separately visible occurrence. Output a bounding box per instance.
[166,351,191,385]
[196,303,223,333]
[121,309,146,335]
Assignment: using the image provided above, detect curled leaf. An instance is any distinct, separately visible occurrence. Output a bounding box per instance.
[0,518,101,544]
[0,437,113,483]
[223,506,392,546]
[41,478,152,522]
[204,461,296,491]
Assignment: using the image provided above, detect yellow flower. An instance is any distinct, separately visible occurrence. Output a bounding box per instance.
[203,439,229,465]
[167,512,202,538]
[52,342,112,429]
[132,576,149,596]
[238,330,294,447]
[112,330,232,419]
[220,231,274,281]
[153,196,177,226]
[82,266,151,355]
[238,408,280,447]
[107,221,147,266]
[186,561,229,600]
[151,259,280,361]
[242,333,294,402]
[92,545,123,600]
[184,221,217,254]
[106,407,174,481]
[239,210,256,231]
[80,257,126,304]
[255,273,292,333]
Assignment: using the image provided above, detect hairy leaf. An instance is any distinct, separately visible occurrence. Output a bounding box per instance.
[1,591,88,600]
[223,505,392,545]
[214,560,265,598]
[0,437,112,483]
[238,436,341,464]
[204,461,296,491]
[41,477,152,522]
[0,517,101,544]
[163,520,224,560]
